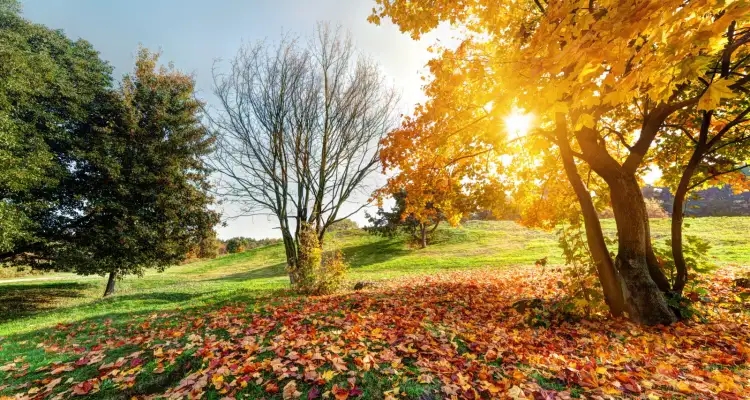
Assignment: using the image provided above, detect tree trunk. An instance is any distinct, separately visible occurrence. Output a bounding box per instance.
[420,224,427,249]
[558,139,626,317]
[281,230,298,285]
[609,175,676,325]
[103,271,117,297]
[671,151,703,294]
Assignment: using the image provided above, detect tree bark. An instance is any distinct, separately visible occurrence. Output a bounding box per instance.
[557,130,626,317]
[281,229,299,285]
[645,223,672,293]
[558,120,626,317]
[420,224,427,249]
[103,270,117,297]
[671,149,704,294]
[670,111,712,294]
[609,174,677,325]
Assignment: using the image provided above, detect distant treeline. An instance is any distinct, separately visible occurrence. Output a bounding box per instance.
[643,185,750,217]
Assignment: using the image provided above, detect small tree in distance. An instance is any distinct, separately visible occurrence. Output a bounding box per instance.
[366,190,444,248]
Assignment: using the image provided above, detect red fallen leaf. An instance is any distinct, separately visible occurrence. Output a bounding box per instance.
[332,384,349,400]
[265,382,279,394]
[75,358,90,367]
[307,386,322,399]
[72,380,94,395]
[130,357,144,367]
[349,386,363,397]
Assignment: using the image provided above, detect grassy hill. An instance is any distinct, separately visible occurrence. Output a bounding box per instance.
[0,217,748,399]
[1,217,748,337]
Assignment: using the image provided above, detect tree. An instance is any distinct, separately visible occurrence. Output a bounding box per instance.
[370,0,750,324]
[327,218,359,232]
[211,23,398,288]
[654,38,750,293]
[225,238,246,254]
[0,0,114,264]
[60,49,220,296]
[366,190,444,248]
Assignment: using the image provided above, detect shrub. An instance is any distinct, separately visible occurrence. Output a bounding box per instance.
[327,219,359,232]
[225,238,245,254]
[291,224,347,295]
[653,235,714,290]
[198,237,220,259]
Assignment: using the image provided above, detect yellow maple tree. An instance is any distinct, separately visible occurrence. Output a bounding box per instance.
[370,0,750,325]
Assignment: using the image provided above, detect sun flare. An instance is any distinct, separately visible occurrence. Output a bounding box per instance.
[504,110,534,139]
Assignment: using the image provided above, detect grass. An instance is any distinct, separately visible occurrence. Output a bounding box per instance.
[1,217,749,336]
[0,217,748,398]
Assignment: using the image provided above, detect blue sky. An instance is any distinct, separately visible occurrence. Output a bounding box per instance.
[20,0,452,239]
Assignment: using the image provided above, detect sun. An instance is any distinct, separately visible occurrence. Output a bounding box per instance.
[504,110,534,139]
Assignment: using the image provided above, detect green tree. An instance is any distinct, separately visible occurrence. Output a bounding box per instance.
[225,238,246,254]
[60,49,220,296]
[365,190,443,248]
[0,0,113,262]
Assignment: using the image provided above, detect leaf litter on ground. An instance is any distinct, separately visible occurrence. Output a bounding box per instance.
[0,266,748,399]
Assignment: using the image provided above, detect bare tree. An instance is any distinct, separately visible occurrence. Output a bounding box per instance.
[210,23,398,284]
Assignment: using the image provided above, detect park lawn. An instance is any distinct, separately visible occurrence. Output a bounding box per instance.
[0,217,748,399]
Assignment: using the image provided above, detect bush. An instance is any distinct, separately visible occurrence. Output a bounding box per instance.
[328,219,359,232]
[225,238,245,254]
[198,237,220,259]
[291,224,347,295]
[223,236,282,254]
[0,265,41,279]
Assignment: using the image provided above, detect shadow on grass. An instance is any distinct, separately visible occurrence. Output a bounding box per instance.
[105,291,208,304]
[341,238,411,269]
[208,262,288,282]
[0,282,97,323]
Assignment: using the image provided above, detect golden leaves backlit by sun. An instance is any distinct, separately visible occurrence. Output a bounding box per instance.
[504,110,534,139]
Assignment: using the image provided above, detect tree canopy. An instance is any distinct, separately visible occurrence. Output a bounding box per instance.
[0,0,113,262]
[370,0,750,324]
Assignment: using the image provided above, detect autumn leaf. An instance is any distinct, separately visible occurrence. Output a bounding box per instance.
[283,380,302,400]
[71,380,94,395]
[265,382,279,394]
[698,79,736,110]
[331,384,350,400]
[307,386,322,399]
[50,365,75,375]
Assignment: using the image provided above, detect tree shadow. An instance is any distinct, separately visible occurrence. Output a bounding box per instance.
[340,238,411,269]
[105,291,209,304]
[208,262,287,282]
[0,282,96,323]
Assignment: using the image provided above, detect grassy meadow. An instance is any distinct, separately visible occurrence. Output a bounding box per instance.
[0,217,748,399]
[1,217,749,337]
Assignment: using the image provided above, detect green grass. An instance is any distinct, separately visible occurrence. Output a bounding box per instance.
[1,217,749,337]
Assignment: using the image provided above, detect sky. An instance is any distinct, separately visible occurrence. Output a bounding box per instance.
[20,0,453,240]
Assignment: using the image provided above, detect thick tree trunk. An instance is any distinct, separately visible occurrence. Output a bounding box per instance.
[558,138,626,316]
[103,271,117,297]
[609,175,676,325]
[671,152,703,294]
